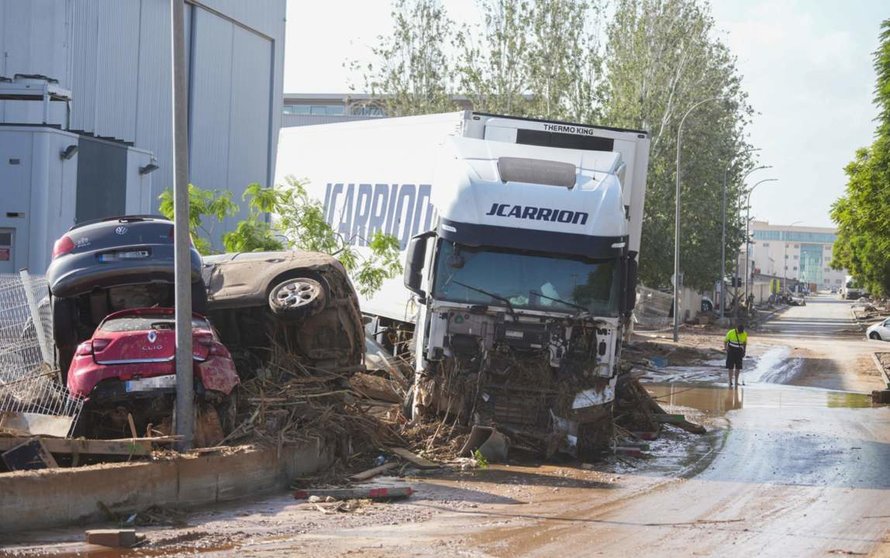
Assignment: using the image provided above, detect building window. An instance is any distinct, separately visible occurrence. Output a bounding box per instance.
[836,279,842,284]
[763,242,770,247]
[793,266,797,271]
[824,278,830,284]
[784,255,789,259]
[793,255,799,260]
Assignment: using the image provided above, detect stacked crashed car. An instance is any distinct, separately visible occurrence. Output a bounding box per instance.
[68,308,239,438]
[201,251,365,373]
[47,215,206,375]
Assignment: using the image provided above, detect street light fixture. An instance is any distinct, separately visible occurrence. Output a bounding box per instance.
[721,161,770,320]
[673,96,725,342]
[743,178,778,305]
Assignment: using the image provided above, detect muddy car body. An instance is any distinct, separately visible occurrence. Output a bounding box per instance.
[69,308,239,438]
[202,251,364,373]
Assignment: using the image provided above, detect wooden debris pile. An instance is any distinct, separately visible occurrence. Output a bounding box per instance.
[221,341,402,453]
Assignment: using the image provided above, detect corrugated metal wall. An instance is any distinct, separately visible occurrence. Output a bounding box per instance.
[0,0,285,231]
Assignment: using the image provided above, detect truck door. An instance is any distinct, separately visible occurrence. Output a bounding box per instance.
[0,229,14,274]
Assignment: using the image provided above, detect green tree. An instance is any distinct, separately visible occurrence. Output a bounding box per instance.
[159,179,402,297]
[602,0,754,291]
[158,184,238,255]
[830,24,890,296]
[358,0,458,116]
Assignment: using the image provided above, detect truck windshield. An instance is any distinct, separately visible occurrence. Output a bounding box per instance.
[433,241,620,316]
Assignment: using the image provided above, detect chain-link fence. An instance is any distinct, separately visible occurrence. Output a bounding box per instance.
[0,272,83,436]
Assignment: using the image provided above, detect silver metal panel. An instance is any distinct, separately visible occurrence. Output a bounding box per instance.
[134,0,173,203]
[188,7,234,196]
[282,113,379,128]
[0,0,68,81]
[68,0,99,134]
[93,0,140,141]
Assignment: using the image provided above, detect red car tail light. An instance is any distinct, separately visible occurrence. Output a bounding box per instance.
[52,235,75,259]
[74,341,93,356]
[91,338,110,352]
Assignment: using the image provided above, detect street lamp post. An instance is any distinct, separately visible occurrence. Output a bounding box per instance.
[674,96,724,342]
[743,178,778,306]
[720,162,769,320]
[783,220,803,293]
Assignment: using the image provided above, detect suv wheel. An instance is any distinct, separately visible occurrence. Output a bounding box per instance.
[268,277,326,321]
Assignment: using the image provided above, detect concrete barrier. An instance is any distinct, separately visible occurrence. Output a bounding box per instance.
[0,441,332,534]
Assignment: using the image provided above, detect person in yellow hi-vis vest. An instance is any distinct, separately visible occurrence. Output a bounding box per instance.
[724,324,748,387]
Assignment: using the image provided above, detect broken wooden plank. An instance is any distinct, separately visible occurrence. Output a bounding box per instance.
[0,437,152,456]
[294,486,414,501]
[349,372,402,403]
[349,462,399,482]
[2,438,59,470]
[387,447,440,469]
[85,528,138,548]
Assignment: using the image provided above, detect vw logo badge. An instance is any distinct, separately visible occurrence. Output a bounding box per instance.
[147,330,157,343]
[115,226,128,235]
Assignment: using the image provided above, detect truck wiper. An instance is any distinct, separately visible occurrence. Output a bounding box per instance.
[453,280,517,321]
[530,291,590,315]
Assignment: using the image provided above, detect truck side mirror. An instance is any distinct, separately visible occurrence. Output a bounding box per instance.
[404,232,434,299]
[623,255,638,314]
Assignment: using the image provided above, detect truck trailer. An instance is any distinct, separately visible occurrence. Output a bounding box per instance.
[276,112,650,457]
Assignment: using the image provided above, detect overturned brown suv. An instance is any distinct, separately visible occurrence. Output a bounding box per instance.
[201,251,365,373]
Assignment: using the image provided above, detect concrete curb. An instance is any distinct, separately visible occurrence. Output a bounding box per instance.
[0,441,333,534]
[872,352,890,389]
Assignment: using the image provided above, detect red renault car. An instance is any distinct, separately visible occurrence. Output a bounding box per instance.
[68,308,239,436]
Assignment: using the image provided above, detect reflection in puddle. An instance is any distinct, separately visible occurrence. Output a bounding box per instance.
[645,383,874,416]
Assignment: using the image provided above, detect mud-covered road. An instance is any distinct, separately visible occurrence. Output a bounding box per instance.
[4,295,889,557]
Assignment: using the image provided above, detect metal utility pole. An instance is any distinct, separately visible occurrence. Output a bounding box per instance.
[172,0,194,451]
[723,163,769,319]
[673,96,724,342]
[743,178,778,307]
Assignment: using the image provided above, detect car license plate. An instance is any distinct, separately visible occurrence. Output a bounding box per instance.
[125,375,177,393]
[99,250,149,263]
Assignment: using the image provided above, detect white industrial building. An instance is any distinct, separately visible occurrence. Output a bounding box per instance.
[745,220,847,291]
[0,0,286,274]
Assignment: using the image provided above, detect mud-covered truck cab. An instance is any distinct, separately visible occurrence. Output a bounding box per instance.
[276,112,650,458]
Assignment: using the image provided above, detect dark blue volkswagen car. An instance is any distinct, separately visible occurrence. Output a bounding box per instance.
[47,215,205,375]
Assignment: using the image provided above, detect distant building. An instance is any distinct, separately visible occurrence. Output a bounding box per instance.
[0,0,286,272]
[746,220,847,290]
[281,92,475,127]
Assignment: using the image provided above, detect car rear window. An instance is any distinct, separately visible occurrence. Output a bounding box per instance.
[100,315,210,332]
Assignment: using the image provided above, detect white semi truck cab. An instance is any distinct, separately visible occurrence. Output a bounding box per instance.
[277,112,650,457]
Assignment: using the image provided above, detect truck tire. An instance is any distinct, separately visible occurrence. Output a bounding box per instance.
[268,276,326,321]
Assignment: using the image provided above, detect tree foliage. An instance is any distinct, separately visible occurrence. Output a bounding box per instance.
[830,19,890,296]
[358,0,458,116]
[359,0,754,292]
[601,0,754,291]
[158,178,402,297]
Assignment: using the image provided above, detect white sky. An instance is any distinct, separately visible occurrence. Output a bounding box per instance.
[283,0,887,228]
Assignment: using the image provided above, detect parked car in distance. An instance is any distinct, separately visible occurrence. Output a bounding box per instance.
[867,318,890,341]
[788,293,806,306]
[68,308,239,437]
[47,215,206,375]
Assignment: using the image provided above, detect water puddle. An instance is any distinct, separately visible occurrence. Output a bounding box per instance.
[645,382,874,417]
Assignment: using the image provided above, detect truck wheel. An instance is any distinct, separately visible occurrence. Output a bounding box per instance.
[402,384,415,420]
[268,277,326,321]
